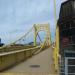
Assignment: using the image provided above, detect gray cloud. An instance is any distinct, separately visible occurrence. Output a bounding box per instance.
[0,0,65,43]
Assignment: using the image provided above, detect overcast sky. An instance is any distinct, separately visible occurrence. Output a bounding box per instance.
[0,0,67,44]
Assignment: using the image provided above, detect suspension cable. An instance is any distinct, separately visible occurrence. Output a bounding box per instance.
[0,26,34,49]
[54,0,57,27]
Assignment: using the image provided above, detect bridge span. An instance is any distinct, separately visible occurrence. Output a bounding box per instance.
[4,47,56,74]
[0,24,59,75]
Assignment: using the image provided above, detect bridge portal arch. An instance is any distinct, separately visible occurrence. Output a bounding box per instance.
[34,23,51,46]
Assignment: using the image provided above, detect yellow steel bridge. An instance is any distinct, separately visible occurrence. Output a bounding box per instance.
[0,23,59,75]
[0,0,60,75]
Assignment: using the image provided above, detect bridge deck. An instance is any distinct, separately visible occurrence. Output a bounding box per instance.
[4,48,57,74]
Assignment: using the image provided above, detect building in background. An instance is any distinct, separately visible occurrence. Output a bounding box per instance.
[0,38,4,47]
[58,0,75,75]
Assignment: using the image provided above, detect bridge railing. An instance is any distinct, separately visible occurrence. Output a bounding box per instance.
[0,46,41,72]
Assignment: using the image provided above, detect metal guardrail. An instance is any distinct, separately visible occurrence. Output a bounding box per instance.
[0,46,41,72]
[0,46,41,56]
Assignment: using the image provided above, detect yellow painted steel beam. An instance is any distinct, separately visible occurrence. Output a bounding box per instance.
[54,0,57,26]
[53,0,59,73]
[34,24,37,46]
[53,26,59,72]
[33,23,51,47]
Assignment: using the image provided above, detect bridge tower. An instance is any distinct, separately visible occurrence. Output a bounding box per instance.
[33,23,51,47]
